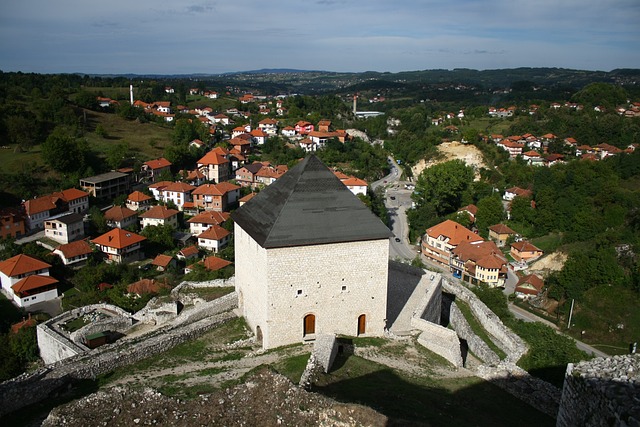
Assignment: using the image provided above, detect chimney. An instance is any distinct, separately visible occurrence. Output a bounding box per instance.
[108,235,113,242]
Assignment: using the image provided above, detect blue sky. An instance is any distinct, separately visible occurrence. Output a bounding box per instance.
[1,0,639,74]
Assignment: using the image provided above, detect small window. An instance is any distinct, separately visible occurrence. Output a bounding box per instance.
[341,285,347,291]
[297,289,302,295]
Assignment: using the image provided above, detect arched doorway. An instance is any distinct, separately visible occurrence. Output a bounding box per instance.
[357,314,366,336]
[303,314,315,336]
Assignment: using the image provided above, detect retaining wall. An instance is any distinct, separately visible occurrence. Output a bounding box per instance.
[448,301,500,365]
[412,317,463,367]
[299,334,338,389]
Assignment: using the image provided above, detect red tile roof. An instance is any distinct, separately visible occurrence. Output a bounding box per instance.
[23,195,57,215]
[511,241,542,253]
[163,182,196,193]
[12,275,58,294]
[127,191,153,202]
[425,220,483,246]
[198,151,229,166]
[202,256,232,271]
[515,274,544,295]
[151,254,173,268]
[198,225,230,240]
[187,211,230,225]
[144,157,172,170]
[55,240,93,259]
[127,278,169,295]
[489,224,516,235]
[92,228,146,249]
[104,206,138,221]
[139,205,178,220]
[0,254,51,277]
[179,245,199,258]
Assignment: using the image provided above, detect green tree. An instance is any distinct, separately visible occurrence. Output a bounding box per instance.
[41,127,87,173]
[475,195,504,238]
[140,224,176,256]
[412,160,474,216]
[105,142,130,170]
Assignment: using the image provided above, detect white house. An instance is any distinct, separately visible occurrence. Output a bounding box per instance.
[187,211,231,236]
[52,240,93,266]
[232,155,392,349]
[0,254,57,308]
[139,205,179,229]
[44,212,85,244]
[161,182,195,211]
[197,225,231,252]
[104,206,139,229]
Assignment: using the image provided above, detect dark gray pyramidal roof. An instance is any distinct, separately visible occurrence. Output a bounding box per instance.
[231,155,392,248]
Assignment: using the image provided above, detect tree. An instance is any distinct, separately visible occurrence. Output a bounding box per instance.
[140,224,176,256]
[475,195,504,238]
[41,127,87,173]
[106,142,130,170]
[412,160,474,216]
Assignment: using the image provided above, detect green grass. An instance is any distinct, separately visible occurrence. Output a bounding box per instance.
[0,145,45,175]
[185,286,235,301]
[454,300,507,360]
[567,285,640,355]
[62,316,90,332]
[313,354,554,427]
[272,353,310,384]
[530,232,564,254]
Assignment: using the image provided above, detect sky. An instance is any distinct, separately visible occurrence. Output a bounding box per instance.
[1,0,639,75]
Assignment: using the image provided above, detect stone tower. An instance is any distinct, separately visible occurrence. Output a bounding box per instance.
[232,155,392,349]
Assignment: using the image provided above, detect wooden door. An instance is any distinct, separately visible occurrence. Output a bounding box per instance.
[303,314,315,336]
[358,314,366,335]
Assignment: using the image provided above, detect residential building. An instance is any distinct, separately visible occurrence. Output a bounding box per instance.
[148,181,173,202]
[232,155,391,349]
[0,254,57,308]
[151,254,176,272]
[488,223,516,247]
[104,206,139,229]
[185,256,231,274]
[22,188,90,231]
[0,208,26,239]
[80,171,131,200]
[294,120,314,135]
[161,182,195,211]
[127,278,169,296]
[52,188,90,214]
[139,205,179,229]
[92,228,146,264]
[126,191,154,212]
[141,158,172,182]
[44,212,85,244]
[510,241,544,262]
[187,211,230,236]
[197,225,231,252]
[197,147,231,183]
[191,182,240,212]
[450,240,508,288]
[515,274,544,299]
[52,240,93,266]
[421,220,483,266]
[176,245,199,261]
[503,187,532,201]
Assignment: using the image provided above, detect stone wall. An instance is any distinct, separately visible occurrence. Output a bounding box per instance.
[557,354,640,427]
[1,292,239,418]
[448,301,500,365]
[441,278,528,362]
[411,317,463,367]
[37,323,86,365]
[299,334,338,389]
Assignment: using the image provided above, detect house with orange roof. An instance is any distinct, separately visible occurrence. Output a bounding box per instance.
[295,120,314,135]
[212,114,230,125]
[176,245,199,261]
[450,240,508,287]
[197,147,231,183]
[255,166,287,187]
[333,171,368,196]
[189,139,206,149]
[421,219,483,265]
[488,223,516,247]
[0,254,56,307]
[139,205,179,229]
[141,157,172,182]
[151,254,176,271]
[161,181,196,211]
[515,274,545,299]
[456,204,478,223]
[522,150,544,166]
[22,188,90,231]
[510,240,543,263]
[497,139,525,158]
[0,208,26,239]
[92,228,146,264]
[104,206,139,229]
[187,211,230,236]
[52,188,90,214]
[192,182,240,212]
[281,126,296,137]
[545,153,565,166]
[232,126,251,138]
[127,278,169,296]
[44,212,85,244]
[197,225,231,252]
[179,169,207,186]
[503,187,532,201]
[148,180,173,202]
[258,118,278,135]
[238,192,256,206]
[126,191,154,212]
[230,137,252,155]
[52,240,93,266]
[234,163,265,188]
[250,129,267,145]
[185,256,232,274]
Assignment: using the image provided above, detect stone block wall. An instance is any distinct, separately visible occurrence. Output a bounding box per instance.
[299,334,338,389]
[557,354,640,427]
[449,301,500,365]
[412,317,463,367]
[442,278,528,362]
[37,323,86,365]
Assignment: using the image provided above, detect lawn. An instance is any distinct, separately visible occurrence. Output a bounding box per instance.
[567,285,640,355]
[530,232,564,253]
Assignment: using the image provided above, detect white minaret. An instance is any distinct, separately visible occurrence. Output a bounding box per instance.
[130,85,134,105]
[353,94,357,114]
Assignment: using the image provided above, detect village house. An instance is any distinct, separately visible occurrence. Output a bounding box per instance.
[139,205,179,229]
[92,228,147,264]
[238,193,256,206]
[80,171,131,200]
[232,155,391,349]
[191,182,240,212]
[148,181,173,202]
[150,254,176,272]
[187,211,230,236]
[450,240,508,288]
[185,256,231,274]
[456,204,478,224]
[503,187,532,201]
[197,147,231,183]
[22,188,90,231]
[255,166,287,187]
[141,158,172,183]
[126,191,154,212]
[333,171,368,196]
[44,212,85,244]
[179,169,207,187]
[52,240,93,266]
[421,219,483,266]
[250,129,268,145]
[0,208,26,239]
[176,245,199,261]
[0,254,58,308]
[160,182,195,211]
[234,163,265,188]
[258,118,278,136]
[127,278,169,297]
[197,225,231,253]
[510,240,544,262]
[294,120,314,135]
[515,274,545,299]
[281,126,296,137]
[488,223,516,247]
[104,206,139,230]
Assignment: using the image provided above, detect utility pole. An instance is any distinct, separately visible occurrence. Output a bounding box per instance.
[567,299,575,329]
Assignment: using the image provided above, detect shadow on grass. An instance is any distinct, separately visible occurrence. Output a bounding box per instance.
[313,353,556,427]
